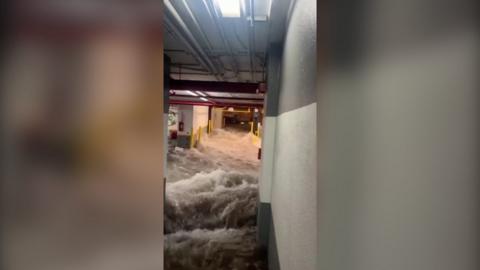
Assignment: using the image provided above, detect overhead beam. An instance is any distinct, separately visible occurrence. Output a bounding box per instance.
[169,100,263,108]
[170,94,264,101]
[170,96,263,106]
[170,79,259,94]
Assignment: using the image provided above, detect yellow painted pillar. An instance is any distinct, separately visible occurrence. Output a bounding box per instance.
[190,127,195,148]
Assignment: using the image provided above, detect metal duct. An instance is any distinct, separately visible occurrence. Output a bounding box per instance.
[202,0,240,76]
[164,0,222,80]
[180,0,225,76]
[248,0,257,82]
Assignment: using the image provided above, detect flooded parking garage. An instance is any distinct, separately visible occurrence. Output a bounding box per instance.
[164,130,266,270]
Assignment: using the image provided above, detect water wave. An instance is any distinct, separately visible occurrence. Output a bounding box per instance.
[165,130,265,270]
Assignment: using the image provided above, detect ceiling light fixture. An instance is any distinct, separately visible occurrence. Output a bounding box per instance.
[186,90,198,96]
[215,0,241,18]
[200,97,209,102]
[196,91,207,97]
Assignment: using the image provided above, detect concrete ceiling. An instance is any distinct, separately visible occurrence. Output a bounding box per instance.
[166,0,292,107]
[164,0,273,83]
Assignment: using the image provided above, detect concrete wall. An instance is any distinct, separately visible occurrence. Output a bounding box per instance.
[211,107,224,129]
[192,105,209,131]
[317,0,479,270]
[172,105,208,134]
[257,44,281,248]
[176,105,193,135]
[259,0,317,269]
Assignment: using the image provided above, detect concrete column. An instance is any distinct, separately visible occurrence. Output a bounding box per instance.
[267,0,318,269]
[257,43,282,248]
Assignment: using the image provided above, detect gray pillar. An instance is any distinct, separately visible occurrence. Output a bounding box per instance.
[257,43,282,248]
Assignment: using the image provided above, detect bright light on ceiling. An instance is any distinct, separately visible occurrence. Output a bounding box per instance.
[215,0,241,18]
[196,91,207,97]
[186,90,198,96]
[200,97,209,102]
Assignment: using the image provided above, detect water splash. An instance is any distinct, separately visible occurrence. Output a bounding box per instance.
[165,169,259,233]
[165,228,266,270]
[165,130,265,270]
[167,129,260,183]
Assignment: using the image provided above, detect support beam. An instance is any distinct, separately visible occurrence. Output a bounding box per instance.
[170,79,259,94]
[169,100,263,108]
[170,94,264,101]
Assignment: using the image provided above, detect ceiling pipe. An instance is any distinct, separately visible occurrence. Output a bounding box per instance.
[241,0,257,82]
[181,0,214,49]
[248,0,257,82]
[165,0,222,80]
[180,0,226,76]
[202,0,239,76]
[240,0,254,82]
[165,18,218,79]
[165,0,218,75]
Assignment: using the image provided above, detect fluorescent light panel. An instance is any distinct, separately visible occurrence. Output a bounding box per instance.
[185,90,198,96]
[216,0,241,17]
[196,91,207,97]
[200,97,209,102]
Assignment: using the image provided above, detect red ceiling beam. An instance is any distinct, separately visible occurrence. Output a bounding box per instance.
[170,94,264,101]
[169,100,263,108]
[170,79,260,94]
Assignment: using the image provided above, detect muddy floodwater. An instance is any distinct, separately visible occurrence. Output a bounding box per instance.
[165,129,266,270]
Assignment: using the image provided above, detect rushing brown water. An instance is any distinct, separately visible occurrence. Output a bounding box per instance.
[165,130,266,270]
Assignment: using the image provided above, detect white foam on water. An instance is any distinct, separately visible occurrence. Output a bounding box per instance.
[167,129,260,183]
[165,228,266,270]
[165,129,265,270]
[165,169,259,233]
